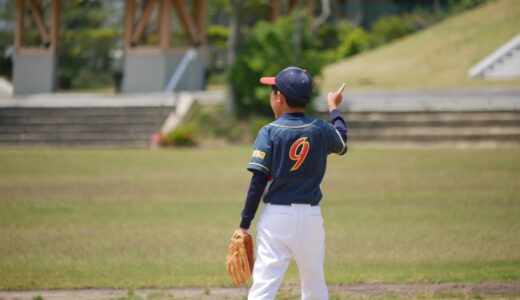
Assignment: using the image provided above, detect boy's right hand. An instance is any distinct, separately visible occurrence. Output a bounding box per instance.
[327,83,346,112]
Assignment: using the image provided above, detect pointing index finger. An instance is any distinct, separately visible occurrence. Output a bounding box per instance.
[337,83,346,94]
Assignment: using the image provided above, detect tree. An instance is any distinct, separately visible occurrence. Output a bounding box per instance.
[226,0,268,114]
[0,0,14,79]
[58,0,120,90]
[229,15,327,117]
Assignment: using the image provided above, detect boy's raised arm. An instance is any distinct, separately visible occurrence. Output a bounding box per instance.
[328,83,348,144]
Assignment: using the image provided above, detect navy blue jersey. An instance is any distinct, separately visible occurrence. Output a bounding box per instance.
[247,112,346,206]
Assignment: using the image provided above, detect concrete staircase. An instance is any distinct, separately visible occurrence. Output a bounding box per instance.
[2,108,519,147]
[323,111,520,144]
[0,106,171,147]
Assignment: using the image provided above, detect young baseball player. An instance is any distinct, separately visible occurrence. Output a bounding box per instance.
[237,66,348,299]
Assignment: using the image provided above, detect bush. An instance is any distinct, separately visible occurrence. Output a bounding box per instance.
[163,125,197,147]
[187,104,246,142]
[315,22,342,50]
[229,15,328,117]
[370,15,414,46]
[337,27,372,58]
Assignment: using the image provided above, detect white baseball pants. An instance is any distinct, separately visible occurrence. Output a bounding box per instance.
[248,203,328,300]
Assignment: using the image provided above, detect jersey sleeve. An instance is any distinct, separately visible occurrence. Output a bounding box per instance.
[325,121,347,155]
[247,126,272,175]
[240,170,268,229]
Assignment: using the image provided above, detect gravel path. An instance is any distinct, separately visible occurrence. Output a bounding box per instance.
[1,282,519,300]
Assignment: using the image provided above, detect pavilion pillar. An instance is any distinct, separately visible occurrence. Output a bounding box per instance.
[13,0,60,95]
[122,0,208,93]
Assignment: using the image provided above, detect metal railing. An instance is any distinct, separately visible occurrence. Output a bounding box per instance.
[161,48,198,106]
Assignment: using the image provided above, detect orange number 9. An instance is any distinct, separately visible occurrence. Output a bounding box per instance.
[289,137,310,171]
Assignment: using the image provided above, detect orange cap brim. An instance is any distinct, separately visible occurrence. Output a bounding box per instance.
[260,77,276,85]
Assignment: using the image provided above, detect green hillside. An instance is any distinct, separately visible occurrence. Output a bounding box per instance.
[322,0,520,90]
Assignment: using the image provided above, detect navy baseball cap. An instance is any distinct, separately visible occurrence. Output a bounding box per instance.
[260,66,313,107]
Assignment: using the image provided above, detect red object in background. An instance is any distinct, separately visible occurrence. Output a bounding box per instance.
[150,133,162,148]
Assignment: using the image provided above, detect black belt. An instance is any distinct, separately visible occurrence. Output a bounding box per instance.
[267,202,319,206]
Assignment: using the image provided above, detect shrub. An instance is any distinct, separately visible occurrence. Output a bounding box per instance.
[163,125,197,147]
[315,22,342,50]
[370,15,414,46]
[337,27,372,58]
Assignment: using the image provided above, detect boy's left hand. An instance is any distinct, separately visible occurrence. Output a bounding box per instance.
[227,228,254,286]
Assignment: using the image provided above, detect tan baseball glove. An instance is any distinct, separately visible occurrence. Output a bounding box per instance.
[226,229,254,286]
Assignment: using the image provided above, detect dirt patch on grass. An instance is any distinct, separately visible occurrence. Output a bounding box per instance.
[1,282,519,300]
[329,282,520,297]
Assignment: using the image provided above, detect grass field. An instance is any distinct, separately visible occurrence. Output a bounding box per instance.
[0,146,519,290]
[321,0,520,90]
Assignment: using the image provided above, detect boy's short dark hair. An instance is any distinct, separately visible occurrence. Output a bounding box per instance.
[272,85,307,108]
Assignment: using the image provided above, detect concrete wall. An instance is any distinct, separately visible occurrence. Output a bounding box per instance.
[13,52,57,95]
[122,51,207,93]
[484,49,520,79]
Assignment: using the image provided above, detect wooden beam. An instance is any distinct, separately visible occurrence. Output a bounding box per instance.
[50,0,59,52]
[28,0,50,46]
[15,0,25,51]
[171,0,199,46]
[131,0,157,45]
[123,0,136,50]
[158,0,172,50]
[192,0,206,46]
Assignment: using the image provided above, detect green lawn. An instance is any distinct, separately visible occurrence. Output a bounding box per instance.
[0,146,519,289]
[321,0,520,90]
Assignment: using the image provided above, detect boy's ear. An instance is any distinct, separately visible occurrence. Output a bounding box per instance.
[277,92,286,105]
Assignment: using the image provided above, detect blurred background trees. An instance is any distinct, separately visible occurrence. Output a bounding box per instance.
[0,0,14,80]
[229,16,328,116]
[58,0,120,91]
[0,0,492,111]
